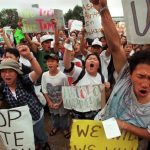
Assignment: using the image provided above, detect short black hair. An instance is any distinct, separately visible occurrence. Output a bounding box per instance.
[128,49,150,74]
[5,48,20,58]
[85,53,102,75]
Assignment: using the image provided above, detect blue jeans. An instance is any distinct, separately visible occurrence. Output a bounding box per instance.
[33,114,48,144]
[50,113,70,130]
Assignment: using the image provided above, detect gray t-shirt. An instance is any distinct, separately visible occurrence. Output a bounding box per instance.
[42,71,68,116]
[96,63,150,133]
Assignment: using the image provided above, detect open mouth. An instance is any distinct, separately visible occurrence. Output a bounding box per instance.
[140,90,147,94]
[139,89,148,97]
[90,64,94,68]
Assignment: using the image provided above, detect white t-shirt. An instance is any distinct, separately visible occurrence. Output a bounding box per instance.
[72,66,103,86]
[41,70,68,115]
[100,50,111,82]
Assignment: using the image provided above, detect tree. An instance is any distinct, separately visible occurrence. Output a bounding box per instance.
[64,5,84,27]
[0,9,19,29]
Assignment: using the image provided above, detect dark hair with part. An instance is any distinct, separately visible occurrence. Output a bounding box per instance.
[4,48,20,58]
[73,53,104,85]
[128,49,150,74]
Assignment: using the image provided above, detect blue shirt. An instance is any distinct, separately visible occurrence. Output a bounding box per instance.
[3,74,43,121]
[98,63,150,132]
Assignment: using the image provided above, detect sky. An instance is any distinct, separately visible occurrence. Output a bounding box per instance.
[0,0,123,16]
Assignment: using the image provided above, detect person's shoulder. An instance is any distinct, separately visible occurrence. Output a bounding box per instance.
[58,70,67,77]
[42,71,49,76]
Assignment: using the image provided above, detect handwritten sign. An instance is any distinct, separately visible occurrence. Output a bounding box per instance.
[3,26,14,43]
[68,19,74,29]
[0,106,35,150]
[62,84,105,112]
[0,35,4,43]
[18,7,65,33]
[122,0,150,44]
[70,119,138,150]
[82,0,103,39]
[70,20,83,32]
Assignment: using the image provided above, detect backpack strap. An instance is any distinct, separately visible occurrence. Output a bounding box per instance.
[72,69,85,85]
[100,73,105,84]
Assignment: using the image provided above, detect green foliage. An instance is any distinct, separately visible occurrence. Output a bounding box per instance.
[64,5,84,27]
[0,9,19,29]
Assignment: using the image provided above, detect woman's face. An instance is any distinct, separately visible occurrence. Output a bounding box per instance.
[74,42,80,53]
[85,55,100,76]
[1,69,17,87]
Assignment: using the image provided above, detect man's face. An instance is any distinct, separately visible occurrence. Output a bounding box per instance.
[124,44,133,58]
[1,69,17,87]
[42,41,51,51]
[131,64,150,103]
[91,45,102,55]
[46,58,58,73]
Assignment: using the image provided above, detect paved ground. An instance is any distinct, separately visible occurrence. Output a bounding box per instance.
[44,112,70,150]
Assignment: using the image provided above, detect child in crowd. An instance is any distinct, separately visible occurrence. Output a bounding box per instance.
[41,53,70,139]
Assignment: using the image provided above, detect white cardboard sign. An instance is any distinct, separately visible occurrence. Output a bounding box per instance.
[0,106,35,150]
[122,0,150,44]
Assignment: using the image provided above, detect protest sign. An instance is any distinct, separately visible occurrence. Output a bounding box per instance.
[62,84,105,112]
[18,7,65,33]
[3,26,14,43]
[82,0,103,39]
[70,119,138,150]
[68,19,74,29]
[70,20,83,32]
[0,105,35,150]
[122,0,150,44]
[0,35,4,43]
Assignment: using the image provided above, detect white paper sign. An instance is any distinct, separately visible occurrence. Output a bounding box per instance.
[122,0,150,44]
[70,20,83,32]
[0,106,35,150]
[102,118,121,139]
[62,84,105,112]
[82,0,103,39]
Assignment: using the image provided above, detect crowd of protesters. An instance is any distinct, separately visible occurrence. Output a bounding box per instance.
[0,0,150,149]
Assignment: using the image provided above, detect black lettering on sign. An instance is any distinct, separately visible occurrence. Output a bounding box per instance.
[74,144,86,150]
[0,131,11,144]
[131,0,150,36]
[74,144,96,150]
[8,110,21,127]
[90,125,101,137]
[0,112,6,127]
[77,125,89,137]
[14,131,24,146]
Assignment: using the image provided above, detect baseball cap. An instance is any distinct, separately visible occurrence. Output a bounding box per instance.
[92,38,102,47]
[0,59,23,74]
[44,53,59,62]
[40,35,53,43]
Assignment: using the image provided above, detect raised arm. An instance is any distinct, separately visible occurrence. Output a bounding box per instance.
[63,39,73,70]
[52,19,59,53]
[90,0,126,73]
[17,45,42,82]
[0,29,13,48]
[79,27,88,57]
[24,33,38,53]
